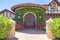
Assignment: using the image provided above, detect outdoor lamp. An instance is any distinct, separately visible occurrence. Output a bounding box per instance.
[39,16,41,19]
[18,16,20,18]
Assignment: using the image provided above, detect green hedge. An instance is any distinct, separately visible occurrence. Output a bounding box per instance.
[14,8,46,23]
[49,18,60,38]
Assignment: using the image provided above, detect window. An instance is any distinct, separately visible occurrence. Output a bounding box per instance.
[50,2,57,13]
[51,4,56,9]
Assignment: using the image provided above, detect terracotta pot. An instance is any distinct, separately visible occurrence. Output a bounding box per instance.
[37,22,45,29]
[15,22,24,30]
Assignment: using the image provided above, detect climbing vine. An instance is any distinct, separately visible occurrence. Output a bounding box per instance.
[14,8,46,23]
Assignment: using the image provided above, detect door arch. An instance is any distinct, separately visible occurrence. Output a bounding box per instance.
[23,12,36,29]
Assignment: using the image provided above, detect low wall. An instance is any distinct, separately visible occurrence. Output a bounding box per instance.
[46,18,55,39]
[8,21,15,38]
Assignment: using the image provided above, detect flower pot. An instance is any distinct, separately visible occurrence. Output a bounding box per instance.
[15,22,24,30]
[37,22,45,30]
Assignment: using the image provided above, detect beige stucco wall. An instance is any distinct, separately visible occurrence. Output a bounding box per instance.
[8,20,15,38]
[46,18,55,39]
[10,13,15,19]
[58,6,60,10]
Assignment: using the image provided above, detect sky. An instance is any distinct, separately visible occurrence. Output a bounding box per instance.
[0,0,60,11]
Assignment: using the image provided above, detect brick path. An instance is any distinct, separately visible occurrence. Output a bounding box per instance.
[15,29,52,40]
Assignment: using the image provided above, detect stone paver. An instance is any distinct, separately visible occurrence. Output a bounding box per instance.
[15,29,52,40]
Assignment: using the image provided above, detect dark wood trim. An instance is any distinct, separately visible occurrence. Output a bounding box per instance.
[46,10,60,14]
[10,13,11,18]
[6,11,8,17]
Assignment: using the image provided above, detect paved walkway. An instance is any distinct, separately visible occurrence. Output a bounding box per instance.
[15,29,52,40]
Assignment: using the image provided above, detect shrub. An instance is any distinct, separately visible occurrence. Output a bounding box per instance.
[49,18,60,38]
[0,16,13,39]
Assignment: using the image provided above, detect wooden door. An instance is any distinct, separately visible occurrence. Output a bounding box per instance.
[24,13,35,28]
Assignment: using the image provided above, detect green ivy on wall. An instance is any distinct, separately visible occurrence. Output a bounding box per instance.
[14,8,46,23]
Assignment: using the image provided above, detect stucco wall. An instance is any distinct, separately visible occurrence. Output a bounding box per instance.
[58,6,60,10]
[46,18,55,39]
[8,20,15,38]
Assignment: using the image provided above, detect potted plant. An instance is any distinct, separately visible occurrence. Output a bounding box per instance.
[47,18,60,40]
[37,22,45,30]
[0,16,13,40]
[15,21,24,30]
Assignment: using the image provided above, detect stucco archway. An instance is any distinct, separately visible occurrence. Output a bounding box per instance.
[23,12,37,29]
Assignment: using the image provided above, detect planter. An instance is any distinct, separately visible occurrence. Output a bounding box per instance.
[15,22,24,30]
[8,21,15,38]
[46,19,55,39]
[37,22,45,30]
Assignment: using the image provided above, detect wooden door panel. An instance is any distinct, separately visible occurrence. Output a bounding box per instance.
[24,13,35,27]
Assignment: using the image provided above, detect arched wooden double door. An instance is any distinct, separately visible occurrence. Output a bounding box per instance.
[24,13,35,29]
